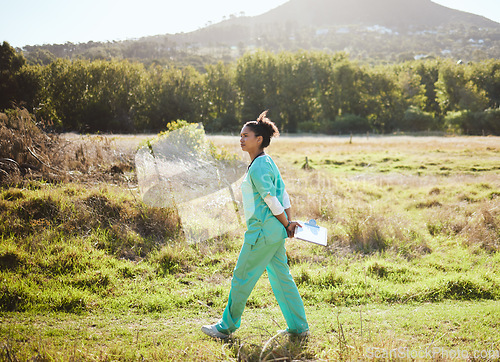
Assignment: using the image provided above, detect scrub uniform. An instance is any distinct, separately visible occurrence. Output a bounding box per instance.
[215,154,309,335]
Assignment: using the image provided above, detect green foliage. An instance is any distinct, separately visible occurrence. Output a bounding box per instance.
[436,60,489,114]
[235,50,278,121]
[145,119,208,157]
[460,108,500,135]
[396,65,428,110]
[0,184,180,258]
[2,49,500,134]
[401,106,436,131]
[0,41,27,110]
[330,60,365,117]
[276,51,316,132]
[329,114,371,134]
[444,110,468,134]
[445,108,500,135]
[202,61,238,132]
[137,65,204,131]
[146,119,239,163]
[149,242,196,276]
[36,58,145,132]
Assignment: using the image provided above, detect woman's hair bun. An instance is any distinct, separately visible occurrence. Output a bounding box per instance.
[257,110,279,139]
[244,110,280,148]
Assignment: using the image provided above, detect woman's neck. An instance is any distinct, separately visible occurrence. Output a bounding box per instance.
[248,149,265,161]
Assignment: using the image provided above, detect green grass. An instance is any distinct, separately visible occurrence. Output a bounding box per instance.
[1,302,499,360]
[1,135,499,360]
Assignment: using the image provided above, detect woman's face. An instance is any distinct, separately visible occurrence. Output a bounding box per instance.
[240,125,262,153]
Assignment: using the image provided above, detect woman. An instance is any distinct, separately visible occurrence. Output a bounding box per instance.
[201,110,309,340]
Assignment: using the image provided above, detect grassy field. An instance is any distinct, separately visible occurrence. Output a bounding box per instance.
[1,134,499,361]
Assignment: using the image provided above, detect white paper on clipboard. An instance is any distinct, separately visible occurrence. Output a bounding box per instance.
[294,219,327,246]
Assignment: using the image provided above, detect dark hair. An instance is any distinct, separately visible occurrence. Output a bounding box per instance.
[244,110,280,148]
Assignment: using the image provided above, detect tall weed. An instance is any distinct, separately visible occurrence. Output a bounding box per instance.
[0,107,134,185]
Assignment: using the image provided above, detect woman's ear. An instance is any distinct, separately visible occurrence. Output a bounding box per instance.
[257,135,263,145]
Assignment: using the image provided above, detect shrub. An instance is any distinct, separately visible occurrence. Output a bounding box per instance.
[418,277,498,302]
[150,243,196,275]
[463,108,500,135]
[0,108,57,183]
[0,107,136,185]
[342,208,388,253]
[328,114,371,134]
[0,274,33,311]
[445,108,500,135]
[0,240,27,271]
[401,106,436,131]
[16,195,59,222]
[460,205,500,252]
[297,119,324,133]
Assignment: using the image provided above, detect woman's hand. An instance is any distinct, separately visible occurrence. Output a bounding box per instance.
[286,221,302,238]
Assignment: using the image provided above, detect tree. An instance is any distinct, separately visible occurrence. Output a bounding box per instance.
[235,51,278,122]
[82,60,144,132]
[436,61,488,114]
[34,59,145,132]
[414,60,441,117]
[331,60,365,117]
[395,63,427,110]
[467,59,500,109]
[309,51,349,123]
[362,69,405,133]
[276,51,315,132]
[202,61,238,132]
[26,49,56,66]
[0,41,27,110]
[16,64,44,115]
[137,65,204,131]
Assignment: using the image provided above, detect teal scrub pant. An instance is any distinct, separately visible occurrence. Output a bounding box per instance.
[216,239,309,335]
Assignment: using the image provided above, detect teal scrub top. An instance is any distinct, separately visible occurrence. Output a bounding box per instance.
[241,154,288,246]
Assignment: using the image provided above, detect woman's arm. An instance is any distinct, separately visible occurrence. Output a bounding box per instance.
[283,191,298,236]
[274,210,301,238]
[264,191,301,238]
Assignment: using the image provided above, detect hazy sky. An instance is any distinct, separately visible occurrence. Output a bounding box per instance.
[1,0,499,48]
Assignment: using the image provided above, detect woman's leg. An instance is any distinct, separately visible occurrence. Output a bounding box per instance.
[216,240,285,334]
[266,244,309,334]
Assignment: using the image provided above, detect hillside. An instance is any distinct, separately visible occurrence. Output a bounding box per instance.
[173,0,500,59]
[251,0,500,29]
[21,0,500,65]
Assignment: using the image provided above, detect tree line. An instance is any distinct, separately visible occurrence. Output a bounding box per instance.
[1,41,499,135]
[19,23,500,65]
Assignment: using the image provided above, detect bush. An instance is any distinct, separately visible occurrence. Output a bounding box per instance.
[0,108,57,183]
[297,119,324,133]
[328,114,371,134]
[0,108,137,185]
[150,243,196,275]
[401,106,436,131]
[445,108,500,135]
[444,110,467,134]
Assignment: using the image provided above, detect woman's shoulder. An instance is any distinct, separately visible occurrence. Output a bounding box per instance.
[252,154,276,168]
[249,154,277,175]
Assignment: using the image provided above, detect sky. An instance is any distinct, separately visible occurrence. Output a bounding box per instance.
[1,0,499,48]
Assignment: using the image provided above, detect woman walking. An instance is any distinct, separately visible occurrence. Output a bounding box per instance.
[201,111,309,339]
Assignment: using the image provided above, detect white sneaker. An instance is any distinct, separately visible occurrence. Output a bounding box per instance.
[201,324,230,340]
[278,329,310,338]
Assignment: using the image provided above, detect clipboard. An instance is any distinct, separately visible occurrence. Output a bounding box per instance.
[294,219,327,246]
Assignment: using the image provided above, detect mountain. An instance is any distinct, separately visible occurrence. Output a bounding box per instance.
[22,0,500,65]
[178,0,499,43]
[163,0,500,61]
[251,0,499,29]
